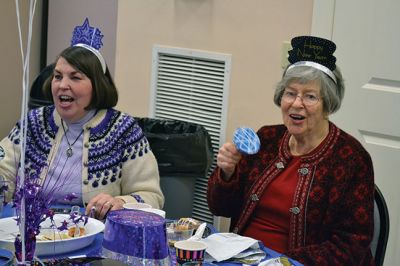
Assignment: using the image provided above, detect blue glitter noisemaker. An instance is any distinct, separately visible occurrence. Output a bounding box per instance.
[233,127,260,155]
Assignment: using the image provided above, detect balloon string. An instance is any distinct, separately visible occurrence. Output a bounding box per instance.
[15,0,37,264]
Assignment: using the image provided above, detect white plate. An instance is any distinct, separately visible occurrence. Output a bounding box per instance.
[0,214,104,256]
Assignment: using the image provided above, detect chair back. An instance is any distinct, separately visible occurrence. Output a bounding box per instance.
[371,185,389,266]
[29,63,54,109]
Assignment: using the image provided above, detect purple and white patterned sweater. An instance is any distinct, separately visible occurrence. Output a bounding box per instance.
[0,106,164,208]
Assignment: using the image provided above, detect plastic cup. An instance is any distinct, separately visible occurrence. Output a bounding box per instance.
[174,240,207,266]
[166,222,194,247]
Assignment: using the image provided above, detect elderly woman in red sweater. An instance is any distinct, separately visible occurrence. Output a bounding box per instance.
[207,36,375,265]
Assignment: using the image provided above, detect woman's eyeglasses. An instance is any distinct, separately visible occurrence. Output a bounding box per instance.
[281,90,321,106]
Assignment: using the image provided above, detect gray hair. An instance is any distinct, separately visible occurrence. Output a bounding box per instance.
[274,65,345,114]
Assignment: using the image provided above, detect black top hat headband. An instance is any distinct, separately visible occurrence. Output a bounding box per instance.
[287,36,337,83]
[71,18,106,73]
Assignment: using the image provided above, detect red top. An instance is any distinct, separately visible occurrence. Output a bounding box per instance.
[242,157,301,253]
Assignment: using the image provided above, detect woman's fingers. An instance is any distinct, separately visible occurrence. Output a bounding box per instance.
[98,200,113,220]
[85,193,120,219]
[217,142,242,179]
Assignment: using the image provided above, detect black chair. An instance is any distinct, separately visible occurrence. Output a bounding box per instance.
[29,63,54,109]
[371,184,389,266]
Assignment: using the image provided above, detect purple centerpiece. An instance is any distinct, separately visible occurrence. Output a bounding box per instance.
[102,209,169,265]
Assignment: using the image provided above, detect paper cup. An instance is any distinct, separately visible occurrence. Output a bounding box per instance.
[123,202,152,210]
[123,203,165,218]
[141,208,166,218]
[174,240,207,265]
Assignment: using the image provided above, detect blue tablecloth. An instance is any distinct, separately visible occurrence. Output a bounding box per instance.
[0,248,13,266]
[0,204,14,218]
[1,204,302,265]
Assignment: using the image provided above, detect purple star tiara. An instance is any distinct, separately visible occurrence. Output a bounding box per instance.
[71,18,106,73]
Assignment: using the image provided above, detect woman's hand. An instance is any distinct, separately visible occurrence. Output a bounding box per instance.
[85,193,125,220]
[217,142,242,180]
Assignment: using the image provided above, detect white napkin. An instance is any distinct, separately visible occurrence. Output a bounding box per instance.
[202,233,262,262]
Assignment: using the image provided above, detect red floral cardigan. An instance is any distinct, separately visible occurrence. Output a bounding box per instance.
[207,123,375,265]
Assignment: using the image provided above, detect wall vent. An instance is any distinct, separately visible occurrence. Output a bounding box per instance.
[150,45,231,224]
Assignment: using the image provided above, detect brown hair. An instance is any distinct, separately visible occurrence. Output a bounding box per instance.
[43,46,118,109]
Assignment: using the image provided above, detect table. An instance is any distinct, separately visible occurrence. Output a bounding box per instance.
[0,204,303,265]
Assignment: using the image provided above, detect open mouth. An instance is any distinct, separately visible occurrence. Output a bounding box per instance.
[289,114,305,120]
[59,95,74,102]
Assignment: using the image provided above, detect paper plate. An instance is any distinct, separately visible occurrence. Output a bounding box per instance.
[0,214,104,257]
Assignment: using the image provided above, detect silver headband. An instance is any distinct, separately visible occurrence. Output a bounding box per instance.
[286,61,337,84]
[74,43,106,73]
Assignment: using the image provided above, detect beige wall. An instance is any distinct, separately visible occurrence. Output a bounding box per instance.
[0,0,313,141]
[47,0,118,74]
[0,1,42,138]
[0,0,313,231]
[115,0,313,139]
